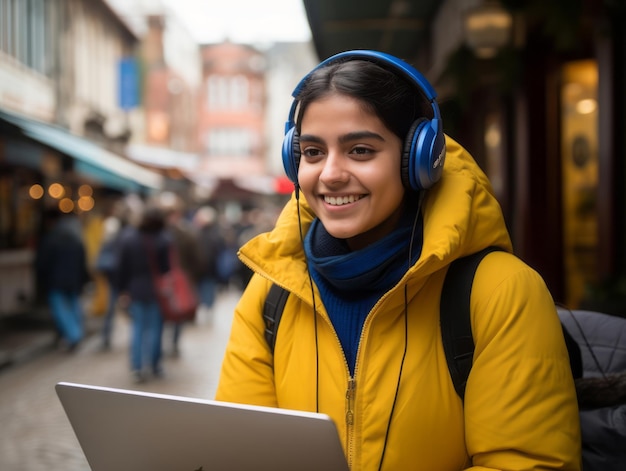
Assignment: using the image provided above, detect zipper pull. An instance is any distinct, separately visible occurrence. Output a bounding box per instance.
[346,377,356,426]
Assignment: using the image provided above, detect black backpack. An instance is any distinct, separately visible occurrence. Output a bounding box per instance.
[263,247,626,470]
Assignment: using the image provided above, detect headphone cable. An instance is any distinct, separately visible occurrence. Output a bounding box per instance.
[378,283,409,471]
[378,192,424,470]
[296,186,321,412]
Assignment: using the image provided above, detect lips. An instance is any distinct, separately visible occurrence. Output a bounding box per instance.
[323,195,365,206]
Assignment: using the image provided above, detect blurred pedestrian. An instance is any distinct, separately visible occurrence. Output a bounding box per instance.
[94,199,130,351]
[162,195,201,356]
[192,206,224,322]
[35,208,90,352]
[214,214,240,289]
[117,204,170,383]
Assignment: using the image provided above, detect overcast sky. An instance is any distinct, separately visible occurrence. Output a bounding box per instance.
[161,0,312,44]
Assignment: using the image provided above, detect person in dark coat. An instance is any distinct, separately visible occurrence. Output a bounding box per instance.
[192,206,225,321]
[116,205,171,383]
[35,208,90,351]
[163,201,201,356]
[94,199,131,351]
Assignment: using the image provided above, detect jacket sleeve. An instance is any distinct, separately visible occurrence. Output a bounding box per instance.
[463,252,582,470]
[215,273,279,407]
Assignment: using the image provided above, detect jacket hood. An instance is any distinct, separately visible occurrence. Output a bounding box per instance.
[239,135,512,293]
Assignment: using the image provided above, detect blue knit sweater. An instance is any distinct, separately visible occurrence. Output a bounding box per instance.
[304,205,423,375]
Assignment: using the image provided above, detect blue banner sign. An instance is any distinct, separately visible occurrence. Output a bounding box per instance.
[118,57,139,110]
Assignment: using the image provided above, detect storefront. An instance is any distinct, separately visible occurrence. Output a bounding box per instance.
[301,0,626,312]
[0,108,163,317]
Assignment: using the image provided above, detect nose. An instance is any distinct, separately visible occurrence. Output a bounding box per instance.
[319,151,349,185]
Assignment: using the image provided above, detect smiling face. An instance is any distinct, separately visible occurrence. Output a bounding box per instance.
[297,93,406,250]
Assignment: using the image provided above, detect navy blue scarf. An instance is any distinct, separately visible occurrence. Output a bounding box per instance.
[303,205,423,374]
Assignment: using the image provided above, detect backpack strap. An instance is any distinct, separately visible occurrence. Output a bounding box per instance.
[263,283,290,354]
[440,247,502,400]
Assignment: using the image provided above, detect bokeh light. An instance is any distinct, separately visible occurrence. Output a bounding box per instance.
[48,183,64,199]
[29,184,44,199]
[77,196,95,212]
[78,184,93,197]
[58,198,74,213]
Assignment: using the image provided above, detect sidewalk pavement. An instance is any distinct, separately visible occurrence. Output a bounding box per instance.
[0,287,240,471]
[0,306,102,370]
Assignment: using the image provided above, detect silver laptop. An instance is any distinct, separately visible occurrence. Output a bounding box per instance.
[55,382,349,471]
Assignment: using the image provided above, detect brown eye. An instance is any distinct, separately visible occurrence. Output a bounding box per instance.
[302,147,324,159]
[349,146,375,159]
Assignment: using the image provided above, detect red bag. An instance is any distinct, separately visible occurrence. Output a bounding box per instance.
[147,240,198,323]
[154,264,198,322]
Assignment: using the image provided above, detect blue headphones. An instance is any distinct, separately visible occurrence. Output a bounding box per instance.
[281,50,446,191]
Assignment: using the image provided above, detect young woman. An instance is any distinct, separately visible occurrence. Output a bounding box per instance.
[215,50,581,470]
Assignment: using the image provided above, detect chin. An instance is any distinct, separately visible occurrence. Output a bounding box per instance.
[321,223,360,241]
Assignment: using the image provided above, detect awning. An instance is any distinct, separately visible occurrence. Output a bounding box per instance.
[0,108,163,192]
[302,0,441,61]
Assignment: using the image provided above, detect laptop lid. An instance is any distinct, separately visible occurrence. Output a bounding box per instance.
[55,382,349,471]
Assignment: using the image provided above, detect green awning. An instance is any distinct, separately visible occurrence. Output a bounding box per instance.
[0,108,163,193]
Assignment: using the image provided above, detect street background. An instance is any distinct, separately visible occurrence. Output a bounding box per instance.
[0,287,241,471]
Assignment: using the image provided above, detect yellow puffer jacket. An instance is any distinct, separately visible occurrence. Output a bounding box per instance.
[215,136,581,470]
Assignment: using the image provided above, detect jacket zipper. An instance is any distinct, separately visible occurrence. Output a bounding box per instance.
[345,375,356,468]
[344,298,390,467]
[346,377,356,426]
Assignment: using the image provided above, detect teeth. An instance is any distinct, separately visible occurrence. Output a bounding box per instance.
[324,195,362,206]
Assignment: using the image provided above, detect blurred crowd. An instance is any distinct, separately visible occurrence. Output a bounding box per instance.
[33,192,280,382]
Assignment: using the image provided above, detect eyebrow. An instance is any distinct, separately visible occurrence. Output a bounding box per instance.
[298,130,386,145]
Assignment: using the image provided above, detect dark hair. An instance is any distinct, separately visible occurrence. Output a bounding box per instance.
[294,59,433,142]
[139,205,166,233]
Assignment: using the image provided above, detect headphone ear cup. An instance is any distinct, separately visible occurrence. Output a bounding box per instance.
[282,127,300,184]
[401,118,427,190]
[402,118,445,191]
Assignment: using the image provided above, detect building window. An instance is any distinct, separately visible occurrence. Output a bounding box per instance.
[206,74,250,110]
[560,60,599,308]
[204,128,253,156]
[0,0,51,75]
[230,75,248,108]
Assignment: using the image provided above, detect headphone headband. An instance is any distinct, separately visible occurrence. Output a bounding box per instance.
[292,50,437,100]
[286,50,440,133]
